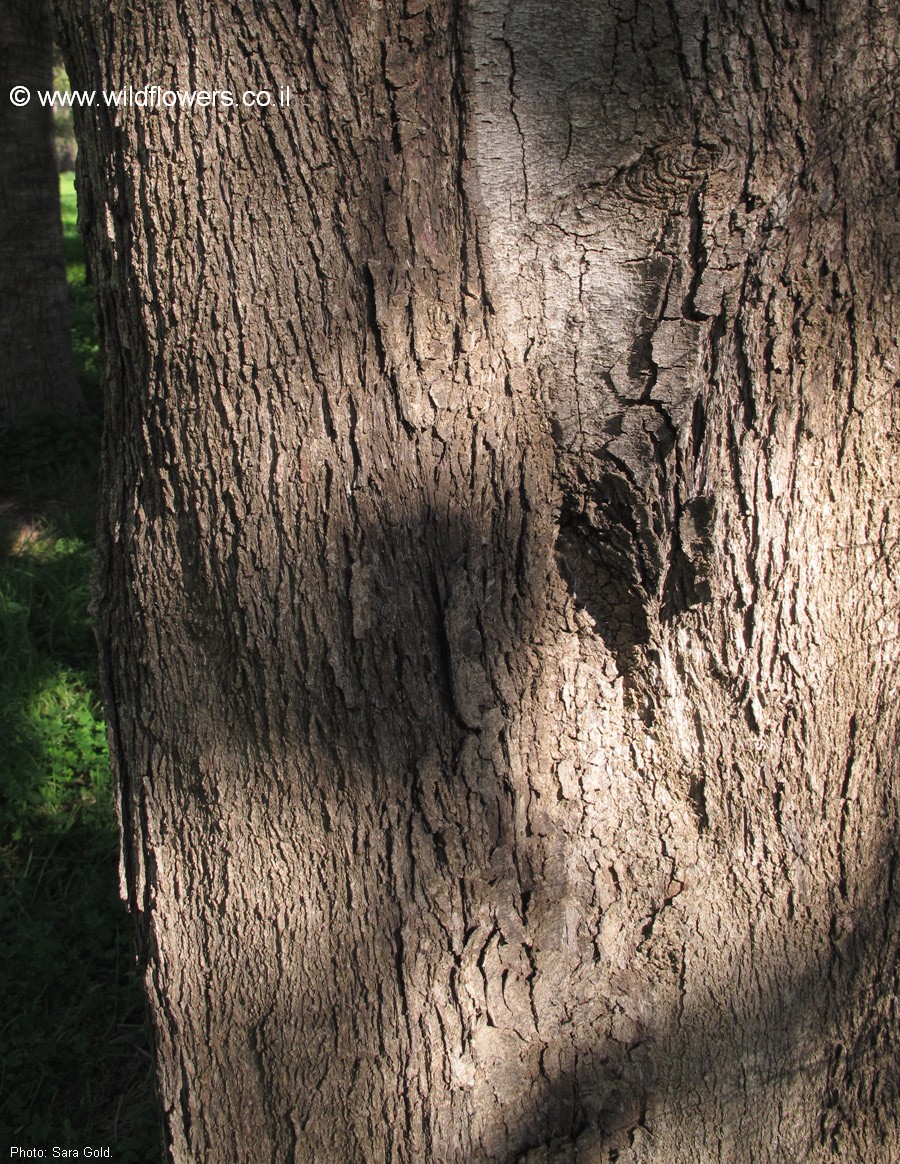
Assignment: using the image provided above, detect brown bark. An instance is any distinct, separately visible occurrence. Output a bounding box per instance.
[54,0,898,1160]
[0,0,82,424]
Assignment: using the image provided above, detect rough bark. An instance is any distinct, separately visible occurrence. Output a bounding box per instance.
[54,0,898,1161]
[0,0,82,424]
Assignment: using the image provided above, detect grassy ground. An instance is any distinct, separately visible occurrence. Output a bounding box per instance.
[0,175,160,1157]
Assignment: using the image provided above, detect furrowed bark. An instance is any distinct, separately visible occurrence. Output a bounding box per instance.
[54,0,898,1160]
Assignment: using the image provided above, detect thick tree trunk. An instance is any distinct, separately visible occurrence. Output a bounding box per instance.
[55,0,898,1160]
[0,0,82,423]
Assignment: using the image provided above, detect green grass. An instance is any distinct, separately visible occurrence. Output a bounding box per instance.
[60,171,101,407]
[0,177,160,1157]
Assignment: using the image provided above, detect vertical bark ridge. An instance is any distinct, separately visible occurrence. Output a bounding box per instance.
[51,0,899,1159]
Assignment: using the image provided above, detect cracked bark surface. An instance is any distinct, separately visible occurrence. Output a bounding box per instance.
[53,0,899,1160]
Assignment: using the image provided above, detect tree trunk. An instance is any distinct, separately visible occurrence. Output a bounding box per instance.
[54,0,898,1160]
[0,0,82,424]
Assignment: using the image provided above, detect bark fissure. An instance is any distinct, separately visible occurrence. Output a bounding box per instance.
[51,0,900,1159]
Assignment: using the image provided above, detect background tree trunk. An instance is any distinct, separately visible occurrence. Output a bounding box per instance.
[0,0,82,424]
[54,0,898,1160]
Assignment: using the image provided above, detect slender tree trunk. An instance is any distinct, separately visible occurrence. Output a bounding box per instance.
[0,0,82,424]
[55,0,898,1160]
